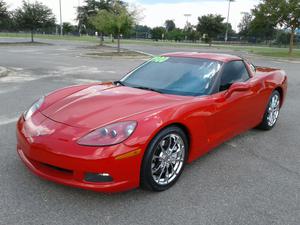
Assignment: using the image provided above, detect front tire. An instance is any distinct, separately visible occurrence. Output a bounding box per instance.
[258,90,281,130]
[140,126,188,191]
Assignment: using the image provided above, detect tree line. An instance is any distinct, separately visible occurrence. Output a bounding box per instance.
[150,15,235,45]
[0,0,56,42]
[238,0,300,54]
[0,0,86,41]
[0,0,299,54]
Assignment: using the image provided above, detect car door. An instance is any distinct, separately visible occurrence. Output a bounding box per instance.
[205,60,259,147]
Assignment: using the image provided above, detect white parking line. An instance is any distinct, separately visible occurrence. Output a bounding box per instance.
[0,116,19,126]
[0,86,19,95]
[0,66,117,84]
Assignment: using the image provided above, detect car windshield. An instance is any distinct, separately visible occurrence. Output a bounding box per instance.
[120,56,222,96]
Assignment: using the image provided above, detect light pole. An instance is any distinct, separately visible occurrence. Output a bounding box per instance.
[59,0,63,35]
[184,14,192,29]
[184,14,192,41]
[225,0,234,42]
[77,0,81,36]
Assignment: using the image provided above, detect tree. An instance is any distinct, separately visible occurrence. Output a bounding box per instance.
[89,9,112,45]
[63,22,75,35]
[132,25,151,39]
[275,30,290,46]
[223,22,236,37]
[77,0,125,35]
[151,27,166,41]
[253,0,300,55]
[89,1,136,52]
[0,0,11,30]
[185,27,200,42]
[196,14,226,45]
[165,20,175,32]
[14,1,56,42]
[249,7,276,44]
[166,28,185,42]
[238,12,252,39]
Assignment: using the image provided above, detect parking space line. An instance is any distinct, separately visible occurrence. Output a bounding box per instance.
[0,116,18,126]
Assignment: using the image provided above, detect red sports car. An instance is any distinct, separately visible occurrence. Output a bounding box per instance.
[16,53,287,192]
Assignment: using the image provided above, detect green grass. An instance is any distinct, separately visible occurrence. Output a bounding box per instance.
[86,50,149,58]
[1,32,300,59]
[244,47,300,58]
[114,39,300,58]
[0,32,100,43]
[0,41,50,46]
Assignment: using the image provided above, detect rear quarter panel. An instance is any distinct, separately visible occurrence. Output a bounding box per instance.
[255,67,288,107]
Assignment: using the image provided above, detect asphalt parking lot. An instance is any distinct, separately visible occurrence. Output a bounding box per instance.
[0,38,299,225]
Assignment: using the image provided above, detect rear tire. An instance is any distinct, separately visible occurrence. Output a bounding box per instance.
[140,126,188,192]
[257,90,281,130]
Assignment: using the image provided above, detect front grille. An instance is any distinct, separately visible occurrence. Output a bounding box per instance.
[41,163,73,174]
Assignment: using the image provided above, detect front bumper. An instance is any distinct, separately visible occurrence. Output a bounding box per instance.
[16,114,143,193]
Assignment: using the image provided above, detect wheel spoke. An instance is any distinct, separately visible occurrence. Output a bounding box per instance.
[159,142,167,153]
[152,155,161,160]
[169,162,175,175]
[165,166,169,184]
[168,135,174,150]
[152,164,161,174]
[175,159,184,163]
[171,138,180,152]
[157,165,166,182]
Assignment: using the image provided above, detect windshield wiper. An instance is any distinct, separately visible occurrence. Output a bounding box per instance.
[133,86,162,93]
[114,81,162,93]
[113,80,125,86]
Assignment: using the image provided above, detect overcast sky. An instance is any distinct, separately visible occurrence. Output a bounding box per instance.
[4,0,260,31]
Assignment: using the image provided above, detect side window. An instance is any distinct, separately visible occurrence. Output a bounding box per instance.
[219,61,250,91]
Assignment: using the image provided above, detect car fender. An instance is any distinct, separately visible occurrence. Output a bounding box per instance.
[124,101,210,163]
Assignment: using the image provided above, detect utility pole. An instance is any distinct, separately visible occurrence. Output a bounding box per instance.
[184,14,192,29]
[225,0,234,42]
[184,14,192,41]
[59,0,63,35]
[78,0,81,36]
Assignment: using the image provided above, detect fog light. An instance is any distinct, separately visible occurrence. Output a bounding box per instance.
[84,173,113,183]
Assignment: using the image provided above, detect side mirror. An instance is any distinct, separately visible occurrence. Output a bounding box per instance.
[224,82,250,98]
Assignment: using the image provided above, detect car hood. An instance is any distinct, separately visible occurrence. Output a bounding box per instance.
[41,84,187,129]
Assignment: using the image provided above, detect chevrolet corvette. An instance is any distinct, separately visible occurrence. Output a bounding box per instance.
[16,53,287,192]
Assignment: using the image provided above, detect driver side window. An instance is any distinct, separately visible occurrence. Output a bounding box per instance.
[219,61,250,92]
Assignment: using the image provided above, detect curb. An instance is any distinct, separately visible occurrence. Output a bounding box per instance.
[104,44,154,57]
[0,66,9,78]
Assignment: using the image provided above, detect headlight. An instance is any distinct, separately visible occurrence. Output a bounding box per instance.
[77,121,137,146]
[23,96,44,120]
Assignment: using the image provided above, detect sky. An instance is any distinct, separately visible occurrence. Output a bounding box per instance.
[4,0,260,31]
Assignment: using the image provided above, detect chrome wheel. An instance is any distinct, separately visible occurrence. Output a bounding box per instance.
[267,94,280,127]
[151,134,185,185]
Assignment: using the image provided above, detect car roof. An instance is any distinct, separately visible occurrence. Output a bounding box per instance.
[162,52,242,63]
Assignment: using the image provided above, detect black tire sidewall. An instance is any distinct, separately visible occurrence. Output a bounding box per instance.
[140,126,189,191]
